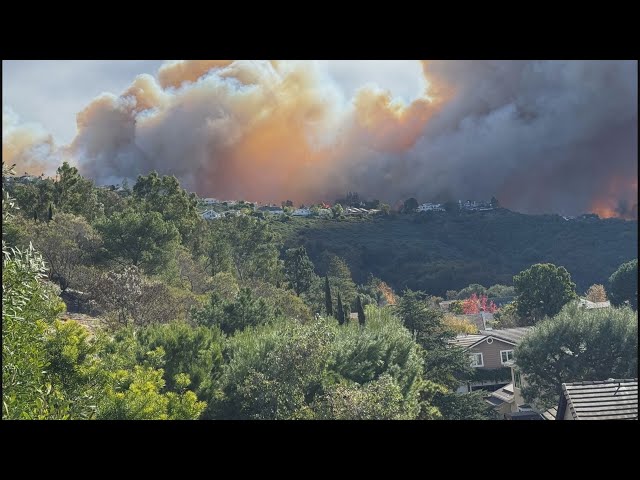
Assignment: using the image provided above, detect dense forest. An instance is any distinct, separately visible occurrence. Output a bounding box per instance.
[271,211,637,296]
[2,163,637,420]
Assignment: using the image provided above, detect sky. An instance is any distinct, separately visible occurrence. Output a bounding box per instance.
[2,60,637,218]
[3,60,426,144]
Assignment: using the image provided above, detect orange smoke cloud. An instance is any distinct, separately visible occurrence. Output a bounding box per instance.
[2,107,59,176]
[158,60,234,88]
[4,60,636,218]
[69,60,438,204]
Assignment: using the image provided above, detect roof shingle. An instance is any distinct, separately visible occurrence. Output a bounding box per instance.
[559,379,638,420]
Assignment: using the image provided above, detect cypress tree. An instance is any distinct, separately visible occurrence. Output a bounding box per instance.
[324,275,333,316]
[356,296,366,326]
[336,291,345,325]
[33,210,38,222]
[47,203,53,222]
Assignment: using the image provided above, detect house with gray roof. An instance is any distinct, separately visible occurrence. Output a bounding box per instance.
[554,379,638,420]
[449,327,533,394]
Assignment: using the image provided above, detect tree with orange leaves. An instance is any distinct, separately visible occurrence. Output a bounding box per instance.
[462,293,497,314]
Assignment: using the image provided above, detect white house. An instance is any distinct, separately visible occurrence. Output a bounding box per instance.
[417,203,445,212]
[292,208,312,216]
[201,210,222,220]
[201,198,220,205]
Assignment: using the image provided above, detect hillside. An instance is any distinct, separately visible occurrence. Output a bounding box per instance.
[270,209,638,296]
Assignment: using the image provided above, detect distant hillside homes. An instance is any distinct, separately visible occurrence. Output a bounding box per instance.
[459,200,494,211]
[345,207,380,216]
[415,200,495,213]
[417,203,445,212]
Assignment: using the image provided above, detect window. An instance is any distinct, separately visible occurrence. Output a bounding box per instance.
[470,352,484,367]
[501,350,514,364]
[514,370,522,388]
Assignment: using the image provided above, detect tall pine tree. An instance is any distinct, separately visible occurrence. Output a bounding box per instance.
[356,296,366,326]
[336,291,345,325]
[324,275,333,316]
[47,203,53,222]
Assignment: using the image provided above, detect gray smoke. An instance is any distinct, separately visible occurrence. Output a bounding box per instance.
[4,60,637,218]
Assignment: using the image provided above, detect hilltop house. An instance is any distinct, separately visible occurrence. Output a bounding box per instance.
[292,208,312,216]
[345,207,377,216]
[417,203,445,212]
[257,205,284,215]
[578,298,611,309]
[459,199,494,211]
[449,327,533,394]
[543,379,638,420]
[201,210,222,220]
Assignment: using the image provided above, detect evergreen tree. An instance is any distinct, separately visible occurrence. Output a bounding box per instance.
[356,296,366,326]
[324,275,333,316]
[33,210,37,222]
[48,203,53,222]
[284,246,315,296]
[336,292,345,325]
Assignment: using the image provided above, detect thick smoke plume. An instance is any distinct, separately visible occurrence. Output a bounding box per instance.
[3,60,637,218]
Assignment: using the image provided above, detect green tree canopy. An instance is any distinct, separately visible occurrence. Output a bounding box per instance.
[133,322,224,403]
[132,171,199,244]
[284,246,316,295]
[608,259,637,310]
[53,162,100,222]
[31,212,102,291]
[513,263,577,323]
[402,197,418,213]
[204,215,282,283]
[516,302,638,409]
[96,207,180,274]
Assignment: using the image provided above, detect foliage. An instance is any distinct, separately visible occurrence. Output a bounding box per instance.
[96,207,180,274]
[2,243,66,419]
[269,211,637,297]
[326,254,358,309]
[443,314,478,334]
[395,291,473,390]
[204,215,282,283]
[431,389,495,420]
[31,213,102,291]
[283,246,315,295]
[331,203,344,218]
[356,296,366,325]
[192,287,275,335]
[245,279,313,323]
[174,247,212,294]
[134,322,224,403]
[462,293,497,314]
[212,318,332,419]
[43,319,104,418]
[449,300,464,314]
[516,302,638,409]
[132,171,200,244]
[486,284,515,298]
[492,301,520,328]
[402,198,418,213]
[608,259,637,309]
[96,366,205,420]
[313,374,414,420]
[324,275,333,316]
[513,263,577,323]
[585,284,608,303]
[53,162,100,222]
[336,292,346,325]
[455,283,487,300]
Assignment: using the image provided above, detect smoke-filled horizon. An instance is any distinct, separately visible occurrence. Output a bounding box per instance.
[3,60,638,219]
